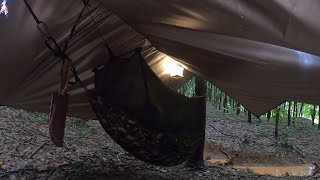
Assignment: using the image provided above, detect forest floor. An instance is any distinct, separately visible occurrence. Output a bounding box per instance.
[0,104,320,180]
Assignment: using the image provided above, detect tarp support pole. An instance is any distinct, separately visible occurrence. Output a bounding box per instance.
[186,76,206,167]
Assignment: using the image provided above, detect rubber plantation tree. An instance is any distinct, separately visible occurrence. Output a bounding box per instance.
[267,111,271,122]
[294,102,298,118]
[236,102,241,116]
[223,93,227,113]
[288,101,291,126]
[311,105,317,126]
[218,91,222,110]
[247,111,252,123]
[275,107,280,139]
[318,108,320,130]
[213,86,217,106]
[207,82,212,102]
[299,103,304,117]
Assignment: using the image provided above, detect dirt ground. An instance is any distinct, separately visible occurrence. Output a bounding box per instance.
[205,104,320,166]
[0,104,319,180]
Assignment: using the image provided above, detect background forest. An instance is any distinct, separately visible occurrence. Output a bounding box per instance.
[178,77,320,135]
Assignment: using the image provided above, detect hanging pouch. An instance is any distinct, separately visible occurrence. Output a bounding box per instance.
[48,58,72,147]
[49,92,69,147]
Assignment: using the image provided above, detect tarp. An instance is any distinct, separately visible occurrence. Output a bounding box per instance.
[0,0,191,118]
[1,0,320,117]
[99,0,320,116]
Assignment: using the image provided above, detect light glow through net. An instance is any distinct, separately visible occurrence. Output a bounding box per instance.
[163,56,184,78]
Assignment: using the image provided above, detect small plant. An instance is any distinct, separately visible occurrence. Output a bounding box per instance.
[35,113,48,123]
[260,126,269,137]
[278,138,294,149]
[70,118,86,132]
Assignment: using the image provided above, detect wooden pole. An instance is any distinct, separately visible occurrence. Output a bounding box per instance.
[186,76,206,167]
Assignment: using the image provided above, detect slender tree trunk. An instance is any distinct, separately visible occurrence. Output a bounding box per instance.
[293,102,296,117]
[312,105,317,126]
[247,111,252,123]
[223,94,227,113]
[232,100,235,110]
[186,76,206,167]
[219,91,222,110]
[318,107,320,130]
[207,82,212,102]
[275,108,280,139]
[236,102,241,116]
[299,103,304,117]
[214,86,217,106]
[179,86,185,95]
[294,102,298,118]
[287,101,291,126]
[267,111,271,122]
[211,85,214,103]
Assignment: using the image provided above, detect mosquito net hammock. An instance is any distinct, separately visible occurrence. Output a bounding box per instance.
[88,48,205,166]
[23,0,206,167]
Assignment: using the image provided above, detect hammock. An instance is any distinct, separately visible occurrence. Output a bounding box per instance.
[24,0,204,166]
[88,48,206,166]
[22,0,205,167]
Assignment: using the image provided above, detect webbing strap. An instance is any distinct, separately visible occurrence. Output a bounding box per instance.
[63,0,90,54]
[23,0,40,24]
[23,0,91,92]
[24,0,90,59]
[85,6,114,57]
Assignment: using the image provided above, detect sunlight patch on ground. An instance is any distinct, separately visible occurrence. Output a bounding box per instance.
[207,159,315,177]
[233,165,315,177]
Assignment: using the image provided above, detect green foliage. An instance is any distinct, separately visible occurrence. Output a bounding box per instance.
[260,126,269,137]
[35,113,47,123]
[178,77,320,129]
[178,77,195,98]
[70,118,86,132]
[278,109,287,118]
[278,138,294,149]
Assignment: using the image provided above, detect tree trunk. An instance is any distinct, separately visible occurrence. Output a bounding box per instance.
[247,111,252,123]
[287,101,291,126]
[299,103,304,117]
[267,111,271,122]
[294,102,298,118]
[236,102,241,116]
[223,94,227,113]
[186,76,206,167]
[318,107,320,130]
[207,82,212,102]
[213,86,217,106]
[312,105,317,126]
[218,91,222,110]
[275,108,280,139]
[232,100,235,110]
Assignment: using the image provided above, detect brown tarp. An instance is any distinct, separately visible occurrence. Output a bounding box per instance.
[99,0,320,116]
[0,0,191,118]
[1,0,320,117]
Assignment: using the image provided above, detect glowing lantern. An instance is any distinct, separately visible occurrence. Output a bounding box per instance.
[163,57,184,79]
[0,0,8,17]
